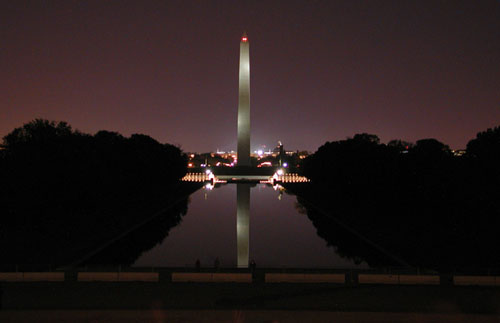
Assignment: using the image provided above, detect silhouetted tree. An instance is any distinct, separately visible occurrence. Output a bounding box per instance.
[410,138,451,159]
[466,126,500,181]
[352,133,380,145]
[467,126,500,160]
[302,133,398,193]
[293,127,500,272]
[0,119,192,267]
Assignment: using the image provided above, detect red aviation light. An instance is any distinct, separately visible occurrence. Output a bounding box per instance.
[241,37,248,42]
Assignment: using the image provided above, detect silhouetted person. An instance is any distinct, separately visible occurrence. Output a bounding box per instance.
[250,259,256,272]
[214,257,220,271]
[195,259,201,272]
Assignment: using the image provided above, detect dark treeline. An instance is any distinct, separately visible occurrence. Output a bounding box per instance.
[0,119,195,267]
[294,127,500,272]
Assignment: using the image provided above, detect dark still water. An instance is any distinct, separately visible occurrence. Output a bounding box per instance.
[133,184,367,269]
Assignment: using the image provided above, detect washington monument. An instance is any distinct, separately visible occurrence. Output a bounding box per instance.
[237,33,251,166]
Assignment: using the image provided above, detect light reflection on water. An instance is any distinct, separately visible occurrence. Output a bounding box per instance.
[133,183,368,269]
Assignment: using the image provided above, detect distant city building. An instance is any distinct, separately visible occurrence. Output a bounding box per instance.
[274,141,284,166]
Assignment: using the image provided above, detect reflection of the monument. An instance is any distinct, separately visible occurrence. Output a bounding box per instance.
[237,183,250,268]
[131,182,371,269]
[206,183,283,268]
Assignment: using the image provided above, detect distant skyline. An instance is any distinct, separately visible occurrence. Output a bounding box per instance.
[1,1,499,151]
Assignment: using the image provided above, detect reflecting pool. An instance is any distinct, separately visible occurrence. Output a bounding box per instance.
[133,183,368,269]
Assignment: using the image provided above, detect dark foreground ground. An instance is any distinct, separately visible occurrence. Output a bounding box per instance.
[1,309,499,323]
[1,282,500,322]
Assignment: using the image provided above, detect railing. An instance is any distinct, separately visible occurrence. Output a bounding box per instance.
[2,268,500,286]
[4,263,500,275]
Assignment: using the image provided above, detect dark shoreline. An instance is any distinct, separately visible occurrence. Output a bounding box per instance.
[0,181,204,270]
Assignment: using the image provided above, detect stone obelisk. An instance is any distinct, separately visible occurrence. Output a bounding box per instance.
[237,33,251,166]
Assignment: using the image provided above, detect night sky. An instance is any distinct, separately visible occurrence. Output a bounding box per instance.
[1,1,499,152]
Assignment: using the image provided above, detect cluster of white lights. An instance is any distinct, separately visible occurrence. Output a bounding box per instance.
[270,170,310,185]
[181,172,210,182]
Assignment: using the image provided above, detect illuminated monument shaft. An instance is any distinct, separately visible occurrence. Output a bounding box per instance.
[237,34,251,166]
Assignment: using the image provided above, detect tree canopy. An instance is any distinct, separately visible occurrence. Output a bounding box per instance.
[0,119,190,266]
[295,126,500,271]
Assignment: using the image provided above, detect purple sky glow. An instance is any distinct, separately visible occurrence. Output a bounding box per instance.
[1,1,499,152]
